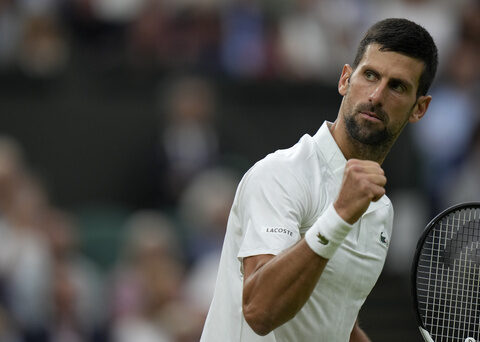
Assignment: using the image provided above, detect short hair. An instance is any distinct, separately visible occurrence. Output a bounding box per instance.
[352,18,438,97]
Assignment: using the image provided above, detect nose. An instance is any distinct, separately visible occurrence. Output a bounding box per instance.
[369,82,387,106]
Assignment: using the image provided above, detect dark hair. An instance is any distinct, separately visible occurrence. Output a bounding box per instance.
[352,18,438,97]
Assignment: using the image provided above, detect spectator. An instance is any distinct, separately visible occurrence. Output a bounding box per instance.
[221,0,267,77]
[155,75,220,207]
[110,210,202,341]
[41,208,107,342]
[443,122,480,207]
[18,14,69,77]
[276,0,330,80]
[179,167,239,315]
[0,157,52,339]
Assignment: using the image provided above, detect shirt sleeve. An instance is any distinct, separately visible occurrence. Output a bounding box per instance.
[237,158,306,261]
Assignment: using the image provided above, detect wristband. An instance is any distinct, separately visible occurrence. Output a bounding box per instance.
[305,203,354,259]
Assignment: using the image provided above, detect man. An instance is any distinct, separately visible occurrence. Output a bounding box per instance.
[200,18,438,341]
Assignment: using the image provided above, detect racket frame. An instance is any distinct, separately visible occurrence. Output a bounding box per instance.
[411,202,480,341]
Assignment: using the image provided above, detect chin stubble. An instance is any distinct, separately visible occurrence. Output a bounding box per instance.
[344,103,393,145]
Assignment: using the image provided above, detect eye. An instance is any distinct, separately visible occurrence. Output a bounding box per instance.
[390,81,407,93]
[364,70,377,81]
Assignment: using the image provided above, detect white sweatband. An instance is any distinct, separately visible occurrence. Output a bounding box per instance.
[305,203,354,259]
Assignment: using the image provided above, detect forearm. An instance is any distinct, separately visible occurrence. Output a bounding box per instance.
[242,239,328,335]
[350,321,371,342]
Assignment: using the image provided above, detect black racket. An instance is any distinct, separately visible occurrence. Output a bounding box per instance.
[412,202,480,342]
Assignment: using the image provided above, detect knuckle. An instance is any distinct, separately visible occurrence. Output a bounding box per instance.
[346,159,360,171]
[381,175,387,185]
[347,159,359,165]
[346,164,361,175]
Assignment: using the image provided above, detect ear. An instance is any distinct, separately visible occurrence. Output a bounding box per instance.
[409,95,432,123]
[338,64,353,96]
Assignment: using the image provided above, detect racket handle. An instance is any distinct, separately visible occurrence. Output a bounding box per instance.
[419,327,434,342]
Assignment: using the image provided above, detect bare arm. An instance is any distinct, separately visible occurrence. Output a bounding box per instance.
[242,159,386,336]
[242,240,328,335]
[350,320,371,342]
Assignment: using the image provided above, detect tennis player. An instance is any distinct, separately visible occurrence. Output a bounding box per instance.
[200,18,438,341]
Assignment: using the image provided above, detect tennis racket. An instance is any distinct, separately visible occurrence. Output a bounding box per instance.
[412,202,480,342]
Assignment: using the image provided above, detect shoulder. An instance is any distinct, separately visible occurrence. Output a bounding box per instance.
[236,134,320,209]
[248,133,319,180]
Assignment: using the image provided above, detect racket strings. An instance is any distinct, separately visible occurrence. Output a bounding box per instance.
[416,208,480,341]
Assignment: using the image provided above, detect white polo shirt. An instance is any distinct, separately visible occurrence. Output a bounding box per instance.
[200,121,394,342]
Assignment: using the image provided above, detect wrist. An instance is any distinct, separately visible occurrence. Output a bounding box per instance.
[305,203,354,259]
[333,201,356,225]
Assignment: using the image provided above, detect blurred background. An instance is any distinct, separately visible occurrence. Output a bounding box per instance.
[0,0,478,340]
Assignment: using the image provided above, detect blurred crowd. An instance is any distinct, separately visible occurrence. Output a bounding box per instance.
[0,127,239,342]
[0,0,477,81]
[0,0,479,341]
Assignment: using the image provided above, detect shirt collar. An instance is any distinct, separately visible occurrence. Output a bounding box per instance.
[313,121,391,211]
[313,121,347,174]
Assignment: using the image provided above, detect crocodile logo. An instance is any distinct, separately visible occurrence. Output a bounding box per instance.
[380,231,389,246]
[317,233,329,245]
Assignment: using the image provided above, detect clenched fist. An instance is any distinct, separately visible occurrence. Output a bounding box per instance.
[334,159,386,224]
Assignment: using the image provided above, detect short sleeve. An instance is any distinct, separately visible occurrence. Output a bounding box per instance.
[237,158,305,261]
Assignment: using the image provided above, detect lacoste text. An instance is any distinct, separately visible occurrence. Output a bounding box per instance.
[266,228,293,237]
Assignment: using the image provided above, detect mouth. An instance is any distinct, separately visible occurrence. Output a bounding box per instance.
[359,110,383,123]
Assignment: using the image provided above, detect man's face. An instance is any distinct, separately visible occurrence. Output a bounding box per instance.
[338,43,429,146]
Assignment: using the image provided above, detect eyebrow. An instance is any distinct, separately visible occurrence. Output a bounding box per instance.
[388,77,413,90]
